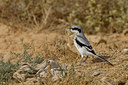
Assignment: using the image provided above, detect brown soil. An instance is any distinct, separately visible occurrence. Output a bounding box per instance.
[0,23,128,85]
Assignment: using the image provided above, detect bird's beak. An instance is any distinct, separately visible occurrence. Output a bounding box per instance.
[65,28,73,36]
[65,28,72,31]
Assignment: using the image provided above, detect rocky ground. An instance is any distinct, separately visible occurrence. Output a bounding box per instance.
[0,23,128,85]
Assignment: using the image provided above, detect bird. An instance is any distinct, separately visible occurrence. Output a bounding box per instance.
[69,25,113,66]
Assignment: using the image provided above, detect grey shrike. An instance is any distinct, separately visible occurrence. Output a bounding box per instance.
[69,25,113,66]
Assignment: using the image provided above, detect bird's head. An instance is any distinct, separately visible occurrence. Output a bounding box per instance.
[69,25,83,35]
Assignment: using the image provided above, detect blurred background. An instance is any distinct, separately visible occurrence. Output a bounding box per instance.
[0,0,128,34]
[0,0,128,85]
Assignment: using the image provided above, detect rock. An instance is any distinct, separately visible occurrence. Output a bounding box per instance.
[48,60,68,82]
[44,65,50,71]
[20,64,32,71]
[36,65,49,76]
[13,63,36,81]
[35,59,49,76]
[123,49,128,53]
[48,60,62,76]
[36,59,66,82]
[35,59,47,71]
[13,70,26,81]
[92,71,100,76]
[48,60,60,69]
[13,59,67,83]
[37,65,49,78]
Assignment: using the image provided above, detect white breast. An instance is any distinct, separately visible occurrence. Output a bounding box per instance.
[74,38,88,55]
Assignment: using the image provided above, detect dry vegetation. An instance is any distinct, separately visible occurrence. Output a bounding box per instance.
[0,0,128,85]
[0,0,128,33]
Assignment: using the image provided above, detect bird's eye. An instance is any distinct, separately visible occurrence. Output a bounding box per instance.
[72,28,81,33]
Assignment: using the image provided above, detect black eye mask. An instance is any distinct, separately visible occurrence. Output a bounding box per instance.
[72,28,81,33]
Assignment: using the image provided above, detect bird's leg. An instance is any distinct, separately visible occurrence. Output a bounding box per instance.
[78,55,83,66]
[83,55,88,63]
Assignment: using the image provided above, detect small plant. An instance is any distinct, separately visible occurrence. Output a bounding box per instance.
[0,39,44,84]
[71,63,75,77]
[11,39,44,66]
[60,66,67,77]
[0,56,18,85]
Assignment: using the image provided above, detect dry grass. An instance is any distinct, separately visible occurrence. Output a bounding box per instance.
[0,0,128,85]
[0,26,128,84]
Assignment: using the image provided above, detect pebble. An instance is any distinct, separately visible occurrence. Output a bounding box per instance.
[123,49,128,53]
[92,71,100,76]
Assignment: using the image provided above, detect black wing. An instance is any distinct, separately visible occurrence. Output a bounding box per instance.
[75,38,96,55]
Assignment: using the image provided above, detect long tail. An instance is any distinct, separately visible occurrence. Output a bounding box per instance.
[96,54,113,66]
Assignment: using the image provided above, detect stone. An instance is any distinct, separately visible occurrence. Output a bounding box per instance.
[35,59,47,71]
[20,64,32,71]
[123,49,128,53]
[13,70,26,81]
[92,71,100,76]
[48,60,60,69]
